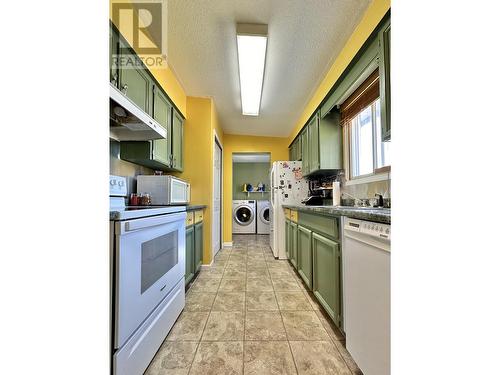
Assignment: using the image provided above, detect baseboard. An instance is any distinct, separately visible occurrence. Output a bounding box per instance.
[223,242,233,247]
[201,259,214,267]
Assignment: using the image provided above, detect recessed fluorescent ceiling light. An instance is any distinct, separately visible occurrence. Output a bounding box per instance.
[236,24,268,116]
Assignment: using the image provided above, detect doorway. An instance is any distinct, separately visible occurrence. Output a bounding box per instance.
[212,135,223,257]
[232,153,271,235]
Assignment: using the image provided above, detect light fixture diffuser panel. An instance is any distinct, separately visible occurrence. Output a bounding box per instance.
[236,25,268,116]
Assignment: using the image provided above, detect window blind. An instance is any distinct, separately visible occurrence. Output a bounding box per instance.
[340,69,380,126]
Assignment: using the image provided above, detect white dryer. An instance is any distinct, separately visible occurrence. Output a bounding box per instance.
[232,200,256,234]
[256,200,270,234]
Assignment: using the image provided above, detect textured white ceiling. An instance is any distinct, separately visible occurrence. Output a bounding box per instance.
[167,0,371,137]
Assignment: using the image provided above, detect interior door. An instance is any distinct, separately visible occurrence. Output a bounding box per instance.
[212,138,222,256]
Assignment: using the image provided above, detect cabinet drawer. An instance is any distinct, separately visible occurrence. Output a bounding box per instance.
[194,210,203,224]
[284,208,291,219]
[186,211,194,226]
[298,211,338,240]
[290,210,298,223]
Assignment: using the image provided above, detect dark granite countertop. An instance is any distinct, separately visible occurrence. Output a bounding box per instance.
[186,204,207,211]
[283,204,391,224]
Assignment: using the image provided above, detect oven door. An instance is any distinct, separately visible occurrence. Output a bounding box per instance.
[114,211,186,349]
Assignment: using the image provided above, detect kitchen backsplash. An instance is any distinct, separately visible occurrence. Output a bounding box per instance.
[341,178,391,200]
[110,140,154,194]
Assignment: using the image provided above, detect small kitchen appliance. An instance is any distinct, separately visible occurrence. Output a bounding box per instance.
[137,175,190,205]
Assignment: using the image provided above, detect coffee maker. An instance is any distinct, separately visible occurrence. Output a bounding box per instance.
[302,176,336,206]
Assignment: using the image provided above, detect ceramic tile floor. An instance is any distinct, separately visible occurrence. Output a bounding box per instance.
[145,234,362,375]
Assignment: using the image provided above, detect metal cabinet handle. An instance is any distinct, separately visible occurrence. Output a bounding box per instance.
[121,84,128,94]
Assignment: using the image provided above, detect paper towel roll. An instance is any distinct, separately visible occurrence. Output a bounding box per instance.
[332,181,341,206]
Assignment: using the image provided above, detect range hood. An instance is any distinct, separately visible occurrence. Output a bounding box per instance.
[109,83,167,141]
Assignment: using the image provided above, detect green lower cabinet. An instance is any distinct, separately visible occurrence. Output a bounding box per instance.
[312,232,342,328]
[297,225,313,290]
[185,225,195,285]
[194,222,203,273]
[290,221,298,269]
[285,219,291,259]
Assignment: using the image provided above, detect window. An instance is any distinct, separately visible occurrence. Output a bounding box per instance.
[350,99,390,178]
[340,69,391,180]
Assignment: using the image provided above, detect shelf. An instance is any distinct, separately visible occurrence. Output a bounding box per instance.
[243,191,270,196]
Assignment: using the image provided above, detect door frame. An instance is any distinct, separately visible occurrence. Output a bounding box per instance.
[212,133,223,258]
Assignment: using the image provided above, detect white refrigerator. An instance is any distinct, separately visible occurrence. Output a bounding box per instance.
[269,161,308,259]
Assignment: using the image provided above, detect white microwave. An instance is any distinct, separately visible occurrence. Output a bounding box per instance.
[137,175,190,205]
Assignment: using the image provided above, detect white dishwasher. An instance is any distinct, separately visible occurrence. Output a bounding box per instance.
[343,217,390,375]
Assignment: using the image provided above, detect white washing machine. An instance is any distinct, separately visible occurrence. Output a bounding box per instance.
[256,200,270,234]
[232,200,256,234]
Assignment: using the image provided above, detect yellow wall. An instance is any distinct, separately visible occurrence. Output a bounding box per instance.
[173,97,223,264]
[222,134,289,243]
[287,0,390,144]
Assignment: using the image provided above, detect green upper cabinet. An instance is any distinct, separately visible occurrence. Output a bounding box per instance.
[152,86,172,166]
[308,114,320,173]
[297,225,313,290]
[118,45,153,115]
[312,232,342,328]
[378,19,391,141]
[302,110,342,177]
[109,26,119,86]
[300,128,309,175]
[119,80,185,172]
[194,222,203,273]
[171,109,184,172]
[289,138,302,161]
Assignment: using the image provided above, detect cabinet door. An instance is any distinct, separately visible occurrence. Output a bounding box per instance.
[194,222,203,273]
[379,20,391,141]
[118,47,152,115]
[308,114,320,174]
[301,129,309,175]
[290,221,298,269]
[109,26,119,86]
[171,109,184,171]
[285,219,291,259]
[296,136,302,161]
[152,86,172,166]
[297,225,313,290]
[185,225,195,285]
[312,232,342,327]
